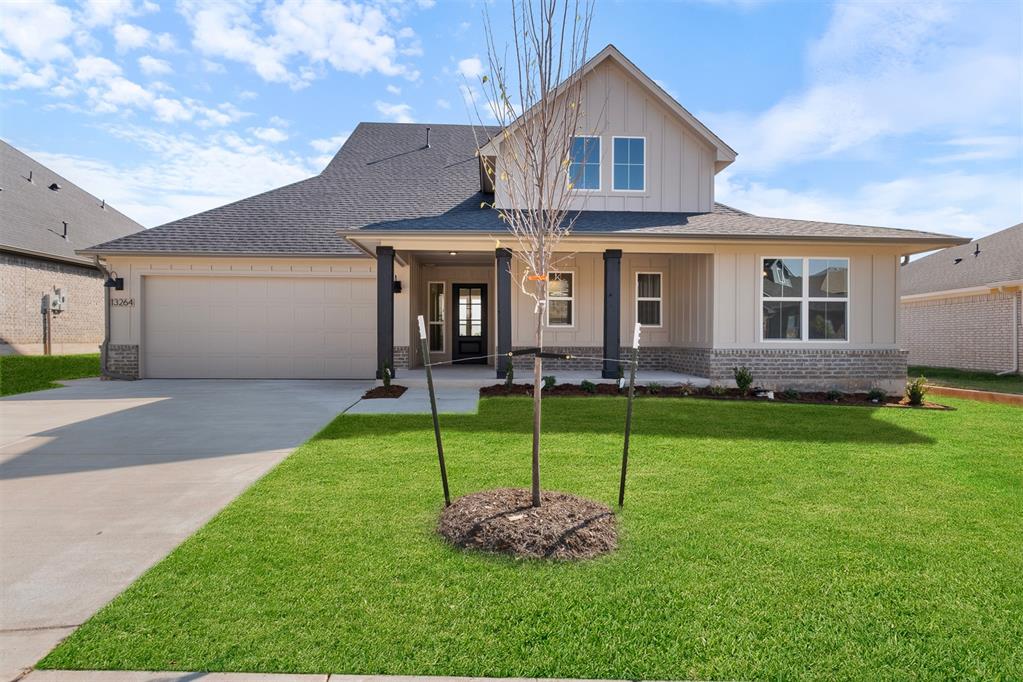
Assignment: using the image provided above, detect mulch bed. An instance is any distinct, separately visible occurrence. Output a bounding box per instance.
[438,488,618,561]
[480,383,951,409]
[362,385,408,399]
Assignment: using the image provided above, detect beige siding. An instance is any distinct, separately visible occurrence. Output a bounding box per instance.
[495,59,717,213]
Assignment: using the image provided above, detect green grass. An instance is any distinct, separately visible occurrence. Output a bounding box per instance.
[0,353,100,396]
[41,398,1023,680]
[909,365,1023,394]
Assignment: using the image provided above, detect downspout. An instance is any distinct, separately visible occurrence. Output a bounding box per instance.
[94,256,134,381]
[996,289,1020,375]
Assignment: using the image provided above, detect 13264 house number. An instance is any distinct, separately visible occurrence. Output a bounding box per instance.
[111,298,135,307]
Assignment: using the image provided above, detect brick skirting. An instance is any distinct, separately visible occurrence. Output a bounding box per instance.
[102,343,139,379]
[393,345,410,371]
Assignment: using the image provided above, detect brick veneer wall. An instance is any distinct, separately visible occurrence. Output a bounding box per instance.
[102,344,139,379]
[1,252,105,354]
[901,291,1022,374]
[393,345,410,371]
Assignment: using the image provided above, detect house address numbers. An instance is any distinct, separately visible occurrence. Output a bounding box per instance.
[111,298,135,307]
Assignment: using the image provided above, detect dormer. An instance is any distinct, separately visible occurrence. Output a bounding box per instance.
[480,45,736,213]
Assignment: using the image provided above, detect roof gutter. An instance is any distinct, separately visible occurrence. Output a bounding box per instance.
[2,244,97,267]
[76,248,370,259]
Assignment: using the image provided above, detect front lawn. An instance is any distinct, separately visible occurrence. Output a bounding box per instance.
[910,365,1023,394]
[41,398,1022,679]
[0,353,100,396]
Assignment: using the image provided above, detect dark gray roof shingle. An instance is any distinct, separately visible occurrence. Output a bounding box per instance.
[900,223,1023,296]
[83,122,967,256]
[1,140,143,264]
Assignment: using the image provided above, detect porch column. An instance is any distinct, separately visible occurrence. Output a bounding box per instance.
[376,245,395,379]
[496,248,513,378]
[602,249,622,379]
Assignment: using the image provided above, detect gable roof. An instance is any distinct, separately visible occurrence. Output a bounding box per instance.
[84,122,967,257]
[1,140,143,265]
[900,223,1023,297]
[479,44,737,170]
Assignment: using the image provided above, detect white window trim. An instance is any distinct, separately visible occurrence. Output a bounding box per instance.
[545,270,575,328]
[635,271,663,328]
[427,281,445,353]
[612,135,647,193]
[759,256,850,343]
[567,135,601,193]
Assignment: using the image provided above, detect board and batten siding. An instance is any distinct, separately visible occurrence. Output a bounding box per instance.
[711,246,902,349]
[494,59,717,214]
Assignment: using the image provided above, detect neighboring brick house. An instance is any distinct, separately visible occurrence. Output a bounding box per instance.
[900,223,1023,375]
[1,140,142,355]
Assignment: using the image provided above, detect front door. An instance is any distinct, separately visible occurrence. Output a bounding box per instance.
[452,283,487,363]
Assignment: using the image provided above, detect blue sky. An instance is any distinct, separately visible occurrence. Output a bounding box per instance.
[1,0,1020,239]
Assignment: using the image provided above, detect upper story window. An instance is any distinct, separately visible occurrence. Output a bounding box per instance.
[636,272,662,326]
[613,137,645,191]
[761,257,849,341]
[546,271,574,326]
[568,136,600,190]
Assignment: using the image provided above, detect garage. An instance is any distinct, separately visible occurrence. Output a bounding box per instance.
[142,275,376,379]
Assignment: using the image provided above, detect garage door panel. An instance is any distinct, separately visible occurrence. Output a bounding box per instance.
[143,275,376,379]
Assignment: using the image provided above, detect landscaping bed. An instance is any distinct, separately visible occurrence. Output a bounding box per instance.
[362,385,408,399]
[481,382,951,409]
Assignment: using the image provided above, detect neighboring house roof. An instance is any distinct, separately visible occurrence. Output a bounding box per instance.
[84,122,968,257]
[900,223,1023,297]
[1,140,142,265]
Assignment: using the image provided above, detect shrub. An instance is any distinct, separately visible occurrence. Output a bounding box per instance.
[826,389,842,401]
[647,381,662,395]
[542,375,557,390]
[867,387,887,402]
[708,384,727,396]
[733,366,754,395]
[906,376,928,406]
[679,381,697,396]
[504,364,515,388]
[781,388,800,400]
[580,379,597,394]
[381,362,392,388]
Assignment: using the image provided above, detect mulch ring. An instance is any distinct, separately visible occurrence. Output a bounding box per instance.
[362,385,408,399]
[438,488,618,561]
[479,383,952,409]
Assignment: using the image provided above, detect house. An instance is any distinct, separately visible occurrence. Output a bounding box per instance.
[900,223,1022,375]
[1,140,143,355]
[80,45,966,392]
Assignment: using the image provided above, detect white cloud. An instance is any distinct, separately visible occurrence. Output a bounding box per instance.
[238,90,258,100]
[113,23,150,51]
[926,136,1022,164]
[104,76,154,107]
[457,56,483,79]
[0,49,57,89]
[80,0,140,27]
[310,132,351,153]
[374,100,414,123]
[250,126,289,143]
[153,97,192,122]
[436,98,450,110]
[386,84,401,95]
[0,0,74,62]
[74,56,122,82]
[138,55,172,76]
[153,32,176,51]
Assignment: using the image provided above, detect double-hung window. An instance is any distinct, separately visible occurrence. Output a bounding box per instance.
[568,136,600,190]
[546,271,574,326]
[427,281,445,352]
[613,137,645,191]
[636,272,662,326]
[762,257,848,341]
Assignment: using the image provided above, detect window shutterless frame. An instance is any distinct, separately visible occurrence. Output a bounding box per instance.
[759,256,850,343]
[427,281,445,353]
[545,270,575,327]
[612,136,646,192]
[635,271,662,328]
[567,136,601,192]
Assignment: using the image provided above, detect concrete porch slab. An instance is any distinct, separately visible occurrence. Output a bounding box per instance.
[394,366,710,389]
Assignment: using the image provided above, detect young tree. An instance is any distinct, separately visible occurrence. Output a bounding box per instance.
[469,0,595,507]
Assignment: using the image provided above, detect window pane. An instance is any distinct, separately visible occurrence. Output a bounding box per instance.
[614,137,629,161]
[429,323,443,352]
[763,301,801,339]
[570,137,600,189]
[808,301,847,340]
[808,259,848,298]
[630,165,644,190]
[637,273,660,298]
[583,164,599,189]
[428,283,444,322]
[630,138,644,164]
[763,258,803,298]
[548,299,572,326]
[569,162,583,187]
[548,272,572,298]
[613,164,629,190]
[638,300,661,326]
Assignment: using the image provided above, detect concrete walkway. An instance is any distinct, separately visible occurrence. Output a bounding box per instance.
[0,379,372,682]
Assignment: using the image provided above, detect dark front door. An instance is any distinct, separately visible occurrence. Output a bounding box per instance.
[452,283,487,363]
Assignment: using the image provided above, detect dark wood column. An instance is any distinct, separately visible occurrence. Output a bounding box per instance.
[602,249,623,378]
[376,245,395,379]
[495,248,513,378]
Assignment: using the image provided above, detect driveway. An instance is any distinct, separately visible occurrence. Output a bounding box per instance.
[0,379,371,682]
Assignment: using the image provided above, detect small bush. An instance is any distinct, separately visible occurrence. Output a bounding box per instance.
[679,381,697,396]
[542,375,557,390]
[826,389,842,401]
[381,362,392,388]
[867,387,887,402]
[781,388,800,400]
[733,366,754,395]
[647,381,662,395]
[504,364,515,387]
[708,384,728,396]
[580,379,597,394]
[906,376,928,406]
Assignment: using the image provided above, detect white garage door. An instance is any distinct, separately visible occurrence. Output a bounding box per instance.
[143,275,376,379]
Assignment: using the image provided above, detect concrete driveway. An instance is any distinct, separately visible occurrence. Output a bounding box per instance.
[0,379,371,682]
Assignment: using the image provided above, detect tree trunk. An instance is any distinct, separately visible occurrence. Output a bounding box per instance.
[531,306,543,507]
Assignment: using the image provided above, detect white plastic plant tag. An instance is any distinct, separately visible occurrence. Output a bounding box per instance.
[633,322,642,349]
[417,315,428,340]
